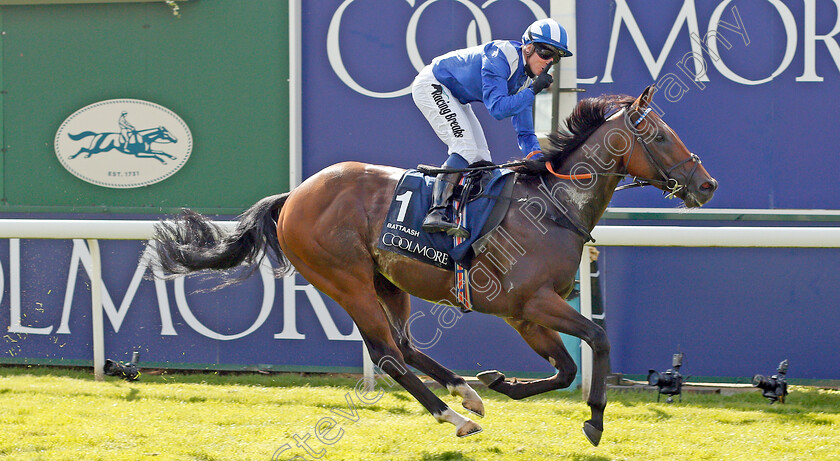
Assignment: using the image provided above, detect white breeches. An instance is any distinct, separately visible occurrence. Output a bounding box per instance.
[411,66,492,164]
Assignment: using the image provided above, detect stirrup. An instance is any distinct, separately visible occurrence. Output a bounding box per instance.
[445,225,470,239]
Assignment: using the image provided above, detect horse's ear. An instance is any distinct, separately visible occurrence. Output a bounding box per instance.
[632,84,657,110]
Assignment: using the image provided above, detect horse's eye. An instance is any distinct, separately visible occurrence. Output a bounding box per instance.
[654,134,666,143]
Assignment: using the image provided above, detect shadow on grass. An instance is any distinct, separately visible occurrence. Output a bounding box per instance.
[562,455,611,461]
[391,392,412,401]
[762,407,837,425]
[415,451,609,461]
[646,406,672,421]
[418,451,475,460]
[358,404,414,416]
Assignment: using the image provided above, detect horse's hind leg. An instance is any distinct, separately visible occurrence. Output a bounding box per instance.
[373,273,484,418]
[477,319,578,400]
[342,291,483,437]
[69,149,88,159]
[281,248,481,437]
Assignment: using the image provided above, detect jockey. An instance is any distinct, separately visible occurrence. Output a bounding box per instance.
[412,18,572,238]
[118,111,138,149]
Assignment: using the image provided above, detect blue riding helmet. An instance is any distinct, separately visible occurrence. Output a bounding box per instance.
[522,18,573,58]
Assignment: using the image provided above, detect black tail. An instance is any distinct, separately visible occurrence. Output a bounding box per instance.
[151,193,292,288]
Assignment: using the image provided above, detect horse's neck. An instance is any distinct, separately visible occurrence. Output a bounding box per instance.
[546,119,626,233]
[137,128,156,140]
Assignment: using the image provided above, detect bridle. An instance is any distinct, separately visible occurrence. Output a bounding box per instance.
[537,106,704,243]
[619,107,702,198]
[544,106,703,199]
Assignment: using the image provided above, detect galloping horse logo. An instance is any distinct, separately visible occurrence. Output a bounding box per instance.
[54,99,192,188]
[67,112,178,164]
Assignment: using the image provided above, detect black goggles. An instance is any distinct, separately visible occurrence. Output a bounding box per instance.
[533,43,561,64]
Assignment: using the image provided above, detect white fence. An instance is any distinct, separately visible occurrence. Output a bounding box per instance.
[577,222,840,397]
[2,213,839,387]
[0,219,236,380]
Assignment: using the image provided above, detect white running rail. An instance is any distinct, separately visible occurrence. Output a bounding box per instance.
[3,219,839,387]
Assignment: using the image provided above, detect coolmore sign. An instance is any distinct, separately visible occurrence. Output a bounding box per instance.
[54,99,192,188]
[1,238,553,373]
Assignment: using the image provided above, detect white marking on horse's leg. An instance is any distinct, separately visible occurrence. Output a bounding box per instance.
[433,408,482,437]
[447,383,485,417]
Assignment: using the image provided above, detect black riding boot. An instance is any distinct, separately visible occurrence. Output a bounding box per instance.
[422,172,470,239]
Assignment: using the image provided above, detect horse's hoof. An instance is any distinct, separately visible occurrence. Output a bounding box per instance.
[582,421,603,447]
[476,370,505,388]
[462,398,485,418]
[456,420,482,438]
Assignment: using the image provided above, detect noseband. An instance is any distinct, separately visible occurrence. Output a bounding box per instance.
[621,107,702,198]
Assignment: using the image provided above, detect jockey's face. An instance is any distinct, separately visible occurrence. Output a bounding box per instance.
[524,43,556,76]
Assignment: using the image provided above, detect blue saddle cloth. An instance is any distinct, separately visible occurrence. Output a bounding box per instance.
[377,168,513,270]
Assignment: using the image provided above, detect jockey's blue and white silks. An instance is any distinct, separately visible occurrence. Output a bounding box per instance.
[411,40,537,162]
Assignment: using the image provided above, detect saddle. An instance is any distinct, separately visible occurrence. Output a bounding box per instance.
[456,163,494,202]
[377,165,516,271]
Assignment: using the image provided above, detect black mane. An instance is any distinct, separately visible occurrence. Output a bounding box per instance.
[522,94,635,174]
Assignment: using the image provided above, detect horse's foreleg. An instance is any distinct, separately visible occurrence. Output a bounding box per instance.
[374,275,484,418]
[148,149,176,160]
[520,288,610,447]
[131,152,168,164]
[477,319,577,399]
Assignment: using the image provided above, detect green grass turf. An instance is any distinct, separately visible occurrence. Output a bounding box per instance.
[1,366,838,460]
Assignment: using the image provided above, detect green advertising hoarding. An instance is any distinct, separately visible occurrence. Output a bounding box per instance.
[0,0,289,214]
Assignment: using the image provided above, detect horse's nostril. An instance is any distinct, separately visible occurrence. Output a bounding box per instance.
[700,179,718,193]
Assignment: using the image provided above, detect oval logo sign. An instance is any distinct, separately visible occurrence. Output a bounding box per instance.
[54,99,192,188]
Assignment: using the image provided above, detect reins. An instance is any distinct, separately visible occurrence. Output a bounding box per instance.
[417,161,526,176]
[418,107,703,200]
[540,107,701,198]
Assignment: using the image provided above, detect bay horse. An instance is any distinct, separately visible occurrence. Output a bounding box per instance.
[68,126,178,163]
[150,85,716,446]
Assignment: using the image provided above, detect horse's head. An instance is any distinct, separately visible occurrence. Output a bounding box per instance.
[622,85,717,207]
[149,126,178,144]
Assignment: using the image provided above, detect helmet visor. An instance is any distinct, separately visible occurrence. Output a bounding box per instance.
[534,43,561,64]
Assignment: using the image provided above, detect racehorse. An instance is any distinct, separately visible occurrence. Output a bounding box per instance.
[68,126,178,163]
[150,85,717,446]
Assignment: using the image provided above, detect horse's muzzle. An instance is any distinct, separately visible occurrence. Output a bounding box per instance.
[684,177,717,207]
